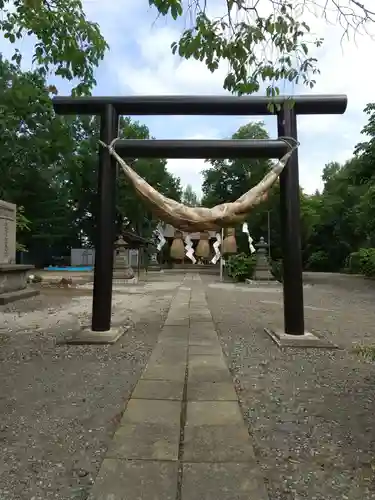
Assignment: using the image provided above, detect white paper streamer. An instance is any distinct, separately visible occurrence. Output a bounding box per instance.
[211,232,221,264]
[154,222,166,251]
[242,223,256,254]
[184,234,196,264]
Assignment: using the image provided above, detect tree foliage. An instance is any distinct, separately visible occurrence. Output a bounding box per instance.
[201,121,315,258]
[299,104,375,272]
[182,184,200,206]
[2,0,374,98]
[0,0,108,94]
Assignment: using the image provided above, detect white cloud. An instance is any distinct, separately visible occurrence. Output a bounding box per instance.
[167,158,207,196]
[115,23,229,95]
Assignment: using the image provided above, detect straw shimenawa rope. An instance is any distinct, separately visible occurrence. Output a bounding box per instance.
[99,138,298,232]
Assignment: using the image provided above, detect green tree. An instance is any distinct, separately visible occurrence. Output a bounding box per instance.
[202,120,320,259]
[0,56,183,265]
[182,184,200,206]
[304,155,373,271]
[0,55,77,264]
[202,122,270,207]
[201,122,276,253]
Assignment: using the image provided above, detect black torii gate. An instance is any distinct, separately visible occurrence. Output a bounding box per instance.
[53,94,347,336]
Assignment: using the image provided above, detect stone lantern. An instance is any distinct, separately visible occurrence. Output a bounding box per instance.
[113,235,135,280]
[253,237,274,281]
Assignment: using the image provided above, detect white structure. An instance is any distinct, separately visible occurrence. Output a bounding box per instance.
[71,248,140,268]
[71,248,95,266]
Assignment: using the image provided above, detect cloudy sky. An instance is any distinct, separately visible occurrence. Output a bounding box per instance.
[1,0,373,196]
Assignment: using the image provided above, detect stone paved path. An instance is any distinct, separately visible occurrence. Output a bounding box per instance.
[88,274,268,499]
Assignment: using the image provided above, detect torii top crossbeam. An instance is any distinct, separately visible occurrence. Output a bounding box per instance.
[52,94,348,116]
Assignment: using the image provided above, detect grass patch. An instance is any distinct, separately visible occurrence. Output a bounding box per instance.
[353,344,375,361]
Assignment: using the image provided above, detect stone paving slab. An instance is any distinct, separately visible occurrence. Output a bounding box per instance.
[188,355,232,382]
[183,425,256,462]
[181,463,268,500]
[186,401,244,426]
[120,399,181,426]
[164,317,190,326]
[190,313,213,322]
[189,344,223,355]
[141,362,187,381]
[158,337,188,347]
[189,333,219,344]
[167,305,189,313]
[167,306,189,314]
[187,381,237,401]
[159,325,190,338]
[167,304,190,312]
[155,338,189,350]
[143,355,187,370]
[189,333,218,344]
[189,353,227,368]
[132,380,185,400]
[165,305,190,313]
[152,342,188,356]
[190,306,207,312]
[189,324,217,335]
[107,423,180,460]
[189,308,210,315]
[161,326,190,336]
[189,338,220,347]
[88,459,178,500]
[147,351,187,366]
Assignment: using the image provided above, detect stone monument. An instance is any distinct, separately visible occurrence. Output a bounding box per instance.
[253,237,275,281]
[0,200,16,264]
[113,235,135,280]
[0,200,39,304]
[148,251,161,271]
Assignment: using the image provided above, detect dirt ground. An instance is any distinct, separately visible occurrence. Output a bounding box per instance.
[203,276,375,500]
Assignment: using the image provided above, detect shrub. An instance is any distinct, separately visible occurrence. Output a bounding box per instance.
[226,253,256,282]
[306,250,331,271]
[353,344,375,361]
[358,248,375,277]
[271,259,283,282]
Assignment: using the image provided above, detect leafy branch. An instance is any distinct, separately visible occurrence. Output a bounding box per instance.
[150,0,374,96]
[16,206,31,252]
[0,0,108,95]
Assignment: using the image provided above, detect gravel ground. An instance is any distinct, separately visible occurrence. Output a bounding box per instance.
[0,278,182,500]
[3,273,375,500]
[203,277,375,500]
